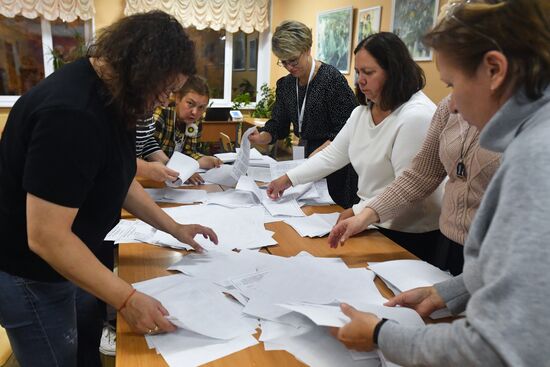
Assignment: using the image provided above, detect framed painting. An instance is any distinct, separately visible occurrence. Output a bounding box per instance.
[316,6,353,74]
[391,0,439,61]
[232,32,246,71]
[357,6,382,44]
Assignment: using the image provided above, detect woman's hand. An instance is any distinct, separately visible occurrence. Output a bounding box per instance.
[267,175,292,199]
[119,290,177,335]
[186,172,204,185]
[331,303,380,352]
[198,156,222,169]
[171,223,218,253]
[336,208,354,223]
[384,286,446,318]
[248,130,272,145]
[328,208,379,248]
[141,161,179,182]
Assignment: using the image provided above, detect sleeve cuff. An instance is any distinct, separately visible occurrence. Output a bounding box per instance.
[434,275,470,315]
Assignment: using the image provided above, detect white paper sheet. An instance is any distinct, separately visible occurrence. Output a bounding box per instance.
[165,152,200,187]
[146,328,258,367]
[283,212,340,237]
[277,302,424,328]
[231,127,256,179]
[236,176,305,217]
[145,188,207,204]
[205,189,259,208]
[368,259,453,292]
[246,166,272,182]
[201,164,238,187]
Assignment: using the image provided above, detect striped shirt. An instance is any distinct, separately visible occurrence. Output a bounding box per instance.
[135,117,161,158]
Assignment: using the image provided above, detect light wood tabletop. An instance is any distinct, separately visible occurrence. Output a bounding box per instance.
[115,185,418,367]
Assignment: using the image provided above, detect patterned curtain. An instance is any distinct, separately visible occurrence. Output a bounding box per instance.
[0,0,94,21]
[124,0,269,33]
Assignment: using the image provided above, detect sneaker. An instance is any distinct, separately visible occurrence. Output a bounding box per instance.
[99,324,116,356]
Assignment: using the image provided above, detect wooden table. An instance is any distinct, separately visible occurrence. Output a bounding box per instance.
[116,187,417,367]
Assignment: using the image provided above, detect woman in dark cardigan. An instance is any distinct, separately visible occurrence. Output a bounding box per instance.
[248,20,359,209]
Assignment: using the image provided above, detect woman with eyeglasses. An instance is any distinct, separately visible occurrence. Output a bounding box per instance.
[0,11,217,367]
[248,20,360,209]
[268,32,444,265]
[332,0,550,365]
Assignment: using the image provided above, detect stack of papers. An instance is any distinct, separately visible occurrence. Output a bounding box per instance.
[134,274,259,367]
[368,259,454,319]
[135,249,420,367]
[107,205,277,251]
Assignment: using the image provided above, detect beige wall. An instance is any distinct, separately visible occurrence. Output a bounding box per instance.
[270,0,449,104]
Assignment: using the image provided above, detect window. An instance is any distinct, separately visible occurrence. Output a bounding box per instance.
[0,15,92,107]
[186,27,270,107]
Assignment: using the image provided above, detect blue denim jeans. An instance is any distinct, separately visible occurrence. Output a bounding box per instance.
[0,271,103,367]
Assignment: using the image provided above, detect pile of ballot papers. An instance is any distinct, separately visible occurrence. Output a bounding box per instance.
[128,249,429,367]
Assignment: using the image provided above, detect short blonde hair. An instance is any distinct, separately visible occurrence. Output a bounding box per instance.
[271,20,312,60]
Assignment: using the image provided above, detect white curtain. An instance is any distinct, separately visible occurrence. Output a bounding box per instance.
[0,0,94,22]
[124,0,269,33]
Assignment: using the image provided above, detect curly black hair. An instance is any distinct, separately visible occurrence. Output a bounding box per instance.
[87,11,196,127]
[354,32,425,111]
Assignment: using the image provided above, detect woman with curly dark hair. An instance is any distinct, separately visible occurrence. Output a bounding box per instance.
[0,11,217,367]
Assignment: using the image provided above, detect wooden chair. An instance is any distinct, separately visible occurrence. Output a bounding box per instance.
[219,132,234,152]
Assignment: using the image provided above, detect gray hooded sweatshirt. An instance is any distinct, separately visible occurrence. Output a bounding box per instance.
[378,86,550,366]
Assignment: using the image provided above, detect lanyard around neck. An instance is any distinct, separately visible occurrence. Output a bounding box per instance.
[296,59,316,133]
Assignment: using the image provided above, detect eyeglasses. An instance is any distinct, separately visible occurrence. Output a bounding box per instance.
[277,53,302,68]
[443,0,503,53]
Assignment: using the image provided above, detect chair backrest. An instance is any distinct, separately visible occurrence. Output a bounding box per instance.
[219,132,234,152]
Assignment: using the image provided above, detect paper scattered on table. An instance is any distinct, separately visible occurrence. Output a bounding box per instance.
[165,151,200,187]
[201,164,238,186]
[236,175,304,217]
[145,188,207,204]
[283,212,340,237]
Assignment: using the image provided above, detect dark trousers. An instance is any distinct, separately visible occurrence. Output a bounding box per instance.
[376,227,464,275]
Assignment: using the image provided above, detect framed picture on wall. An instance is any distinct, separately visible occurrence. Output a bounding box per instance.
[391,0,439,61]
[232,32,246,71]
[316,6,353,74]
[247,34,258,71]
[357,6,382,44]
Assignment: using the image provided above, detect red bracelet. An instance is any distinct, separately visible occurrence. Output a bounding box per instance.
[118,288,137,312]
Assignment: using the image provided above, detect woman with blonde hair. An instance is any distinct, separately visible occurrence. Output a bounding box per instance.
[332,1,550,365]
[248,20,360,209]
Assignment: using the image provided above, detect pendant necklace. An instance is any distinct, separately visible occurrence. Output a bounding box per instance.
[457,124,472,179]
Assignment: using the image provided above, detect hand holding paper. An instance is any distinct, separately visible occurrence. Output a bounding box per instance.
[165,152,200,187]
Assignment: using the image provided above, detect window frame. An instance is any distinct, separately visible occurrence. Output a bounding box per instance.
[0,17,94,108]
[0,17,271,109]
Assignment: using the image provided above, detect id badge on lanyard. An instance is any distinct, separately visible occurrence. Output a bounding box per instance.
[296,59,316,134]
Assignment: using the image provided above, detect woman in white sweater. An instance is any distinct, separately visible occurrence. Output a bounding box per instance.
[268,32,443,262]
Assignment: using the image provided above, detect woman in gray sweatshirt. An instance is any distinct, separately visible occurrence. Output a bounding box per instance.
[331,0,550,365]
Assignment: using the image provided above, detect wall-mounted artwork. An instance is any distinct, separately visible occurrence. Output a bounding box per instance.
[357,6,382,44]
[316,6,353,74]
[391,0,439,61]
[247,34,258,71]
[232,32,246,71]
